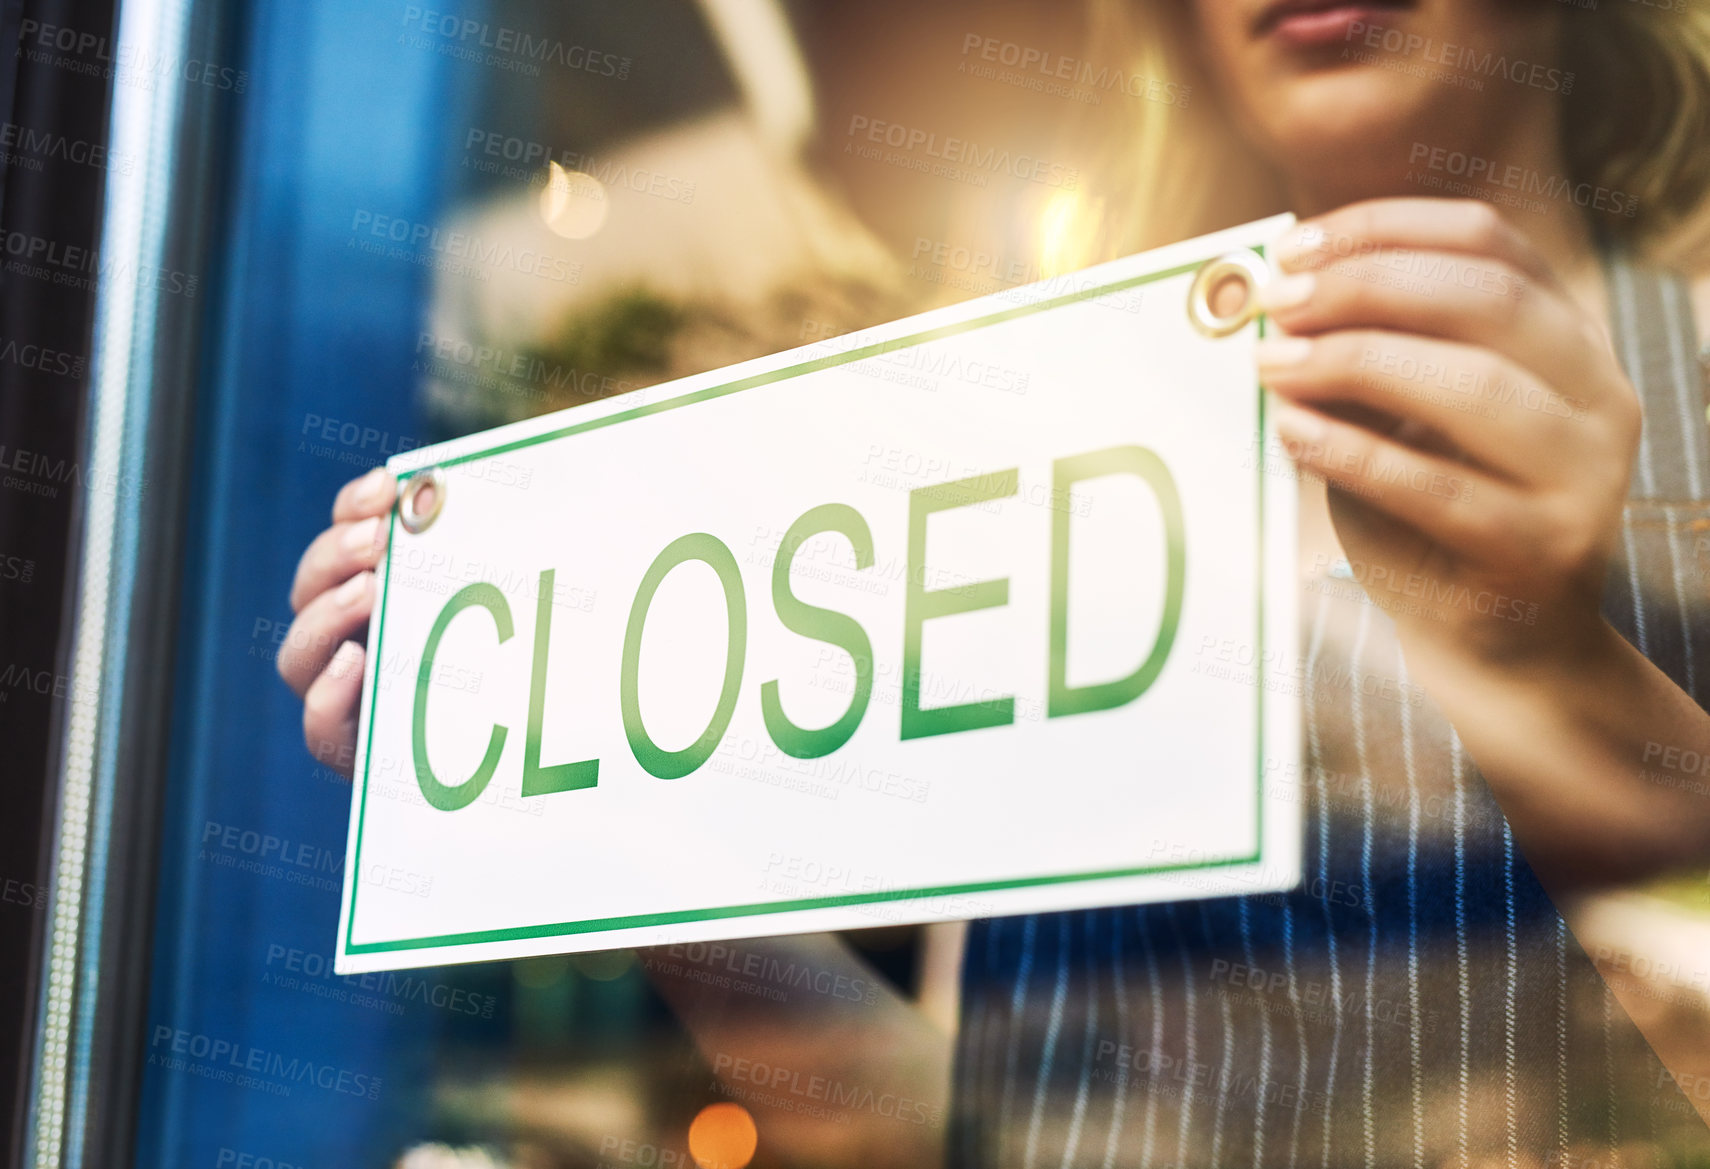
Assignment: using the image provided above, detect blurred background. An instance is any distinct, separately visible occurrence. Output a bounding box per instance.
[3,1,1708,1167]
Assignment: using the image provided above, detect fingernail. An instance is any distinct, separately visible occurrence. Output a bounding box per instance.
[1254,336,1312,368]
[1273,223,1326,268]
[1272,401,1326,444]
[330,640,364,678]
[1258,273,1315,313]
[356,467,391,506]
[342,515,381,554]
[336,571,373,607]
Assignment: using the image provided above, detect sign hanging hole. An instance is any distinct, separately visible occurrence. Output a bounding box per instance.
[1208,275,1248,320]
[399,466,447,535]
[1187,250,1270,339]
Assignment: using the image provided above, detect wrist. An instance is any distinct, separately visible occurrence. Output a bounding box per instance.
[1395,594,1618,687]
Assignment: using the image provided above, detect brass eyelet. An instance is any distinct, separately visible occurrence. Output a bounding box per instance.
[1187,250,1271,339]
[397,466,446,535]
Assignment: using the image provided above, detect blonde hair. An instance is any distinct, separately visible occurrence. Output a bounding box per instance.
[1078,0,1710,269]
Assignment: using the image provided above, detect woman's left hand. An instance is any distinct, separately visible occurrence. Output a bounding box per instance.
[1256,197,1641,672]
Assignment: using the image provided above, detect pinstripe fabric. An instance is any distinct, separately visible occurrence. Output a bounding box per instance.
[949,256,1710,1167]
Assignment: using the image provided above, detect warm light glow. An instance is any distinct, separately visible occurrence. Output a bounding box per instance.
[539,160,609,240]
[1038,189,1105,277]
[688,1102,758,1169]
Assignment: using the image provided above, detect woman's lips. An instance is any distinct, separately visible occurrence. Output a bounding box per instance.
[1256,2,1410,50]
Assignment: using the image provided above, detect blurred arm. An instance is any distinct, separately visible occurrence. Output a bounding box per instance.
[641,932,951,1168]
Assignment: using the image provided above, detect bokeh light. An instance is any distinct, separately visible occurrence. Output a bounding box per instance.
[687,1102,758,1169]
[539,160,610,240]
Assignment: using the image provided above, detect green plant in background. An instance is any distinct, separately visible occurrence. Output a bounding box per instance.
[528,287,685,384]
[419,271,915,438]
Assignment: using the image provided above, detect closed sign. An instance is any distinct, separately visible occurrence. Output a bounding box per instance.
[335,215,1300,973]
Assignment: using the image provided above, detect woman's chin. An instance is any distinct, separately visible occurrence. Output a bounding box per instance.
[1251,66,1445,171]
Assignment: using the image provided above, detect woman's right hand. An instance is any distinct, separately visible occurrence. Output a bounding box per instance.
[277,466,394,776]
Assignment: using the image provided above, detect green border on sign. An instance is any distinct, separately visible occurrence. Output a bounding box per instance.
[345,248,1272,956]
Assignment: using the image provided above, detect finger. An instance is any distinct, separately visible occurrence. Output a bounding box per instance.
[1256,329,1586,485]
[1270,399,1523,564]
[333,467,397,524]
[1257,253,1611,405]
[1274,198,1560,291]
[290,515,390,614]
[303,640,366,778]
[276,570,376,698]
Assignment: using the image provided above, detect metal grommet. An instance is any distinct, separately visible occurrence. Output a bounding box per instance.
[1187,250,1271,339]
[397,467,446,535]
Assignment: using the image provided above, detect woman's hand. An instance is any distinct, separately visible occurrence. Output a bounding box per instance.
[1255,197,1710,886]
[277,466,394,776]
[1256,197,1640,670]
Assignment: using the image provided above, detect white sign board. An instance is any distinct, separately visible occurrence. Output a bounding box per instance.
[336,215,1300,973]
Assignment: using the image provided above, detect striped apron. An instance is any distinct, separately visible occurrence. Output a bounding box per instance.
[950,254,1710,1168]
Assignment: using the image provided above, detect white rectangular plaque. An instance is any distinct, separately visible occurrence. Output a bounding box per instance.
[336,214,1300,972]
